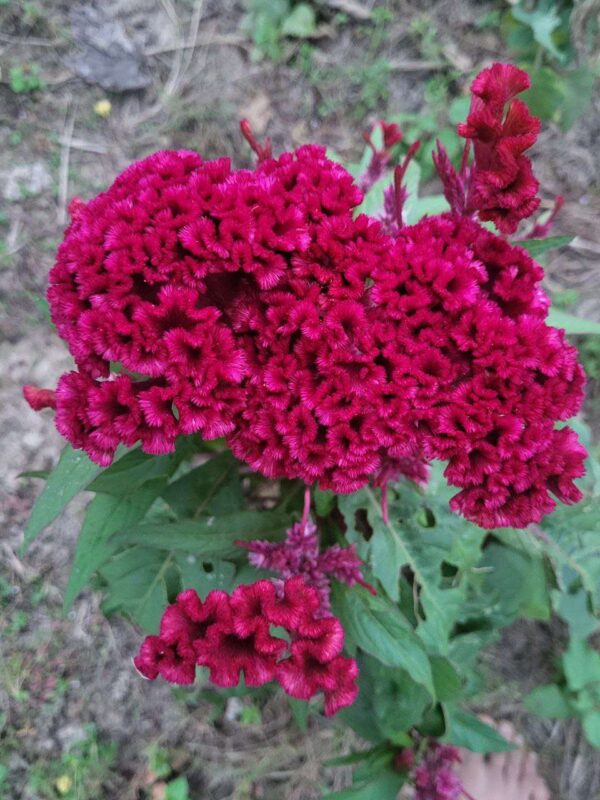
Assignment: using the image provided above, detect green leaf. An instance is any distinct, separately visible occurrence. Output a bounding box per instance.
[582,711,600,748]
[280,3,316,37]
[287,696,310,731]
[511,0,565,61]
[443,709,515,753]
[87,448,179,495]
[114,510,292,559]
[63,477,167,610]
[399,159,422,224]
[99,546,173,631]
[161,451,243,518]
[430,656,463,702]
[563,639,600,692]
[166,776,189,800]
[479,542,551,621]
[314,488,336,517]
[356,175,390,217]
[374,669,432,737]
[18,469,51,480]
[407,194,449,221]
[174,552,236,595]
[516,235,573,257]
[322,770,405,800]
[547,308,600,336]
[525,684,572,719]
[21,446,102,553]
[334,586,434,696]
[552,588,600,639]
[369,487,484,649]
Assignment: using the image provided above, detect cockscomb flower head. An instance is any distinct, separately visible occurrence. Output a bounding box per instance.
[134,577,359,716]
[46,145,366,467]
[371,213,586,528]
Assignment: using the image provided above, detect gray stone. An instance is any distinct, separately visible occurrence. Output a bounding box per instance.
[67,4,151,92]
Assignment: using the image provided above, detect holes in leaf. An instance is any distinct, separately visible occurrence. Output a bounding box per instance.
[417,507,436,528]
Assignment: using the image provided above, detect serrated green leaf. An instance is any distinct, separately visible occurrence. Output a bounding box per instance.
[443,709,515,753]
[525,684,572,719]
[516,235,573,257]
[334,586,434,696]
[63,477,167,610]
[21,446,102,553]
[161,451,243,518]
[547,308,600,336]
[368,487,483,650]
[114,510,292,558]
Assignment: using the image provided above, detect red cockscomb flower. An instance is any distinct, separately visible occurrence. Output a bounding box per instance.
[134,578,359,715]
[458,62,541,233]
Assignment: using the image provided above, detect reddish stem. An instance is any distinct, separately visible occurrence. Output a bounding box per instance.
[356,576,378,596]
[381,482,389,525]
[301,485,311,530]
[459,139,471,178]
[362,130,377,154]
[240,119,272,163]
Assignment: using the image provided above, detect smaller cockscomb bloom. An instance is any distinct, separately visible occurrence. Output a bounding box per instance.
[134,577,359,717]
[458,62,541,233]
[238,517,375,616]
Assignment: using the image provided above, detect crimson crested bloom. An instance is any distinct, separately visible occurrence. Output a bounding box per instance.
[134,577,359,716]
[46,145,363,466]
[238,517,375,616]
[371,213,586,528]
[458,62,541,233]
